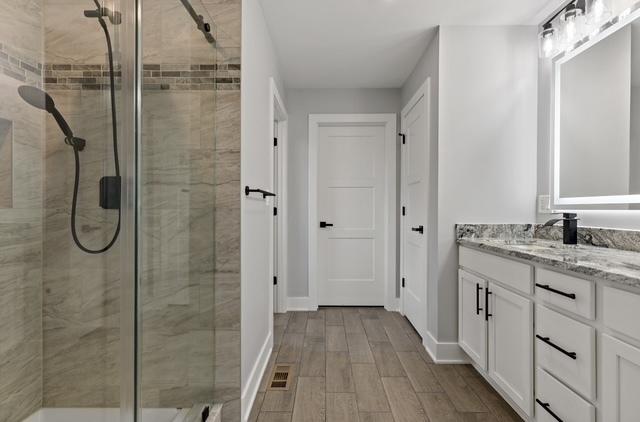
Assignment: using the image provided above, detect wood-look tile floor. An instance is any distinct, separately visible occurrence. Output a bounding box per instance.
[249,307,522,422]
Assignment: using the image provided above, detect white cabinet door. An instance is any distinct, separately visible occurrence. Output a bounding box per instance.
[602,334,640,422]
[458,270,487,370]
[488,282,533,417]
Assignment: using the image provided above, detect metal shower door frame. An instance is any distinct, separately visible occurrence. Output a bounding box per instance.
[119,0,141,420]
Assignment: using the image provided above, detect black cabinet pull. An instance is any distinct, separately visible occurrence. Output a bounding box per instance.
[411,225,424,234]
[536,399,563,422]
[536,335,577,360]
[319,221,334,228]
[245,186,276,199]
[536,283,576,300]
[485,288,492,321]
[476,283,483,315]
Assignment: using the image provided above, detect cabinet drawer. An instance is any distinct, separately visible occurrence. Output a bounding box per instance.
[459,247,532,294]
[603,286,640,343]
[535,268,595,320]
[536,367,595,422]
[536,305,596,400]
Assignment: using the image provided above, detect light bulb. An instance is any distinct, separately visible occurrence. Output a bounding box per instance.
[560,4,586,49]
[587,0,611,27]
[538,24,557,58]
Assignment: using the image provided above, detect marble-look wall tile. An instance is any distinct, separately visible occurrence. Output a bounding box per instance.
[0,210,43,421]
[0,2,44,416]
[0,0,43,61]
[202,0,241,49]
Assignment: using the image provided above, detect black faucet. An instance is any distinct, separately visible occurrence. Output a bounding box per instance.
[543,213,578,245]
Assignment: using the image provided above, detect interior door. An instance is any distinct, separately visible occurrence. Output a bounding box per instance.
[488,282,533,417]
[401,86,429,338]
[458,270,487,370]
[317,124,386,305]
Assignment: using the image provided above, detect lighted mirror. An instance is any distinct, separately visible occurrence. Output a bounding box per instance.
[553,5,640,206]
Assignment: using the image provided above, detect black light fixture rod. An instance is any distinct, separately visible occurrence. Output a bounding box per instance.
[543,0,585,27]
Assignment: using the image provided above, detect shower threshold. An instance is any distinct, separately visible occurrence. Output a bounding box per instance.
[21,404,221,422]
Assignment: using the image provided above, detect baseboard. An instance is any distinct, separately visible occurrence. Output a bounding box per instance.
[287,296,316,311]
[385,297,400,312]
[423,331,469,364]
[241,331,273,422]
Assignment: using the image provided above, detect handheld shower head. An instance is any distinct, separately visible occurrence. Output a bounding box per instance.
[18,85,55,112]
[17,85,80,146]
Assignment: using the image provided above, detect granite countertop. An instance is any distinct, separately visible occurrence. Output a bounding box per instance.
[458,237,640,290]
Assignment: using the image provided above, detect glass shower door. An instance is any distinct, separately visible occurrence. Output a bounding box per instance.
[138,0,218,419]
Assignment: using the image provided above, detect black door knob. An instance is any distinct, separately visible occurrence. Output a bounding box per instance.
[320,221,334,228]
[411,225,424,234]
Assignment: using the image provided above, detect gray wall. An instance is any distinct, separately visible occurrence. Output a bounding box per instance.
[285,88,402,298]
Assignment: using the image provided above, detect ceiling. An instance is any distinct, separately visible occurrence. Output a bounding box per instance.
[260,0,562,89]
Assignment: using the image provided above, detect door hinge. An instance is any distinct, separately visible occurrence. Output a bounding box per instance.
[399,133,406,145]
[274,137,278,147]
[402,278,405,288]
[273,276,278,285]
[402,206,406,216]
[274,207,278,216]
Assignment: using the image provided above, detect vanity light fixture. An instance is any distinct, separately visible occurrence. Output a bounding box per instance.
[538,0,616,58]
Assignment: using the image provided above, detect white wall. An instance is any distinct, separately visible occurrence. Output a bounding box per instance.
[240,0,285,418]
[285,88,401,299]
[436,26,538,342]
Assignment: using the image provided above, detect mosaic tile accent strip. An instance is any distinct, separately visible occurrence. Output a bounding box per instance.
[43,62,240,91]
[0,43,42,87]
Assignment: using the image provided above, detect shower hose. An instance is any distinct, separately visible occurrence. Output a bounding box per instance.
[71,9,121,254]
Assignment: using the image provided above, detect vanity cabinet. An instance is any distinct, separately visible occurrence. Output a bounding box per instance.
[458,256,533,417]
[458,245,640,421]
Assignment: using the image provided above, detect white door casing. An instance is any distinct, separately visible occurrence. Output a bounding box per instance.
[270,78,288,314]
[309,114,396,308]
[400,80,430,339]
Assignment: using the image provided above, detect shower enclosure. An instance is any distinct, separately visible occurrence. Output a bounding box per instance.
[0,0,232,420]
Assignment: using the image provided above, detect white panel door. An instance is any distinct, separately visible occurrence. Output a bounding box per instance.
[401,86,429,338]
[488,282,533,417]
[317,124,386,305]
[458,270,487,370]
[602,334,640,422]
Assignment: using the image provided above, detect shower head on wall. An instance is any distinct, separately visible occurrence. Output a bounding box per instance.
[17,85,85,150]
